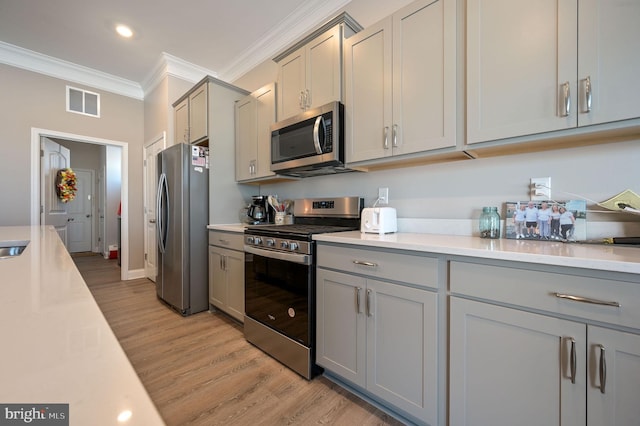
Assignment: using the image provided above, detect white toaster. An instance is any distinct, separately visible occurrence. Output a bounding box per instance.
[361,207,398,234]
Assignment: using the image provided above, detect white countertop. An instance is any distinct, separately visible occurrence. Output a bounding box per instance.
[0,226,164,425]
[314,231,640,275]
[207,223,246,232]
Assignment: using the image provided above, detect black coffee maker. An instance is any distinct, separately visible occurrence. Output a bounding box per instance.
[247,195,270,224]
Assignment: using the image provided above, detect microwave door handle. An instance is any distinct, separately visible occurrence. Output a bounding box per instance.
[312,116,324,154]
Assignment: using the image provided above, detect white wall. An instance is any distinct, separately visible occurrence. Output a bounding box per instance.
[259,140,640,225]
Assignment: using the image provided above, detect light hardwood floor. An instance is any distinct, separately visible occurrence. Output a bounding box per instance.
[73,254,406,426]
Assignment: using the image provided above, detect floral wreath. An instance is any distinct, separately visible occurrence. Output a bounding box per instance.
[55,168,77,203]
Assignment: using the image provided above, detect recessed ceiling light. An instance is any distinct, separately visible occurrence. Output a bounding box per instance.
[116,24,133,38]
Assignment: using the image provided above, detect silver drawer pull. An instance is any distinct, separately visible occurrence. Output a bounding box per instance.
[218,239,229,245]
[553,292,621,308]
[353,260,378,267]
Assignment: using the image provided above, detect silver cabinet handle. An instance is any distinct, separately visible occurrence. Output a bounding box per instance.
[599,344,607,394]
[299,91,304,109]
[569,338,577,384]
[218,239,229,245]
[383,126,390,149]
[305,89,311,109]
[355,287,362,314]
[353,260,378,267]
[553,292,621,307]
[392,124,398,147]
[366,289,373,317]
[583,76,592,113]
[560,81,571,117]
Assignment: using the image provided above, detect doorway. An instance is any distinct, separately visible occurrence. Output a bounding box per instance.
[30,127,130,281]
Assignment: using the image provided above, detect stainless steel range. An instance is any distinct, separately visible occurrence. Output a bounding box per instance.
[243,196,363,379]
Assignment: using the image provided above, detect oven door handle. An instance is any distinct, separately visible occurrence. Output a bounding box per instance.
[244,245,312,265]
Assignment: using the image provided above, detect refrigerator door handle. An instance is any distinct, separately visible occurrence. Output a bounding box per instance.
[156,172,169,253]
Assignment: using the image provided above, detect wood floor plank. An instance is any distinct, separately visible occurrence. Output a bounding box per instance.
[73,253,406,425]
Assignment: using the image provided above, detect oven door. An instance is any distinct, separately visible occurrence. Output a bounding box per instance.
[244,246,314,347]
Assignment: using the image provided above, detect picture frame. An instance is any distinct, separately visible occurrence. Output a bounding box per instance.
[504,200,587,241]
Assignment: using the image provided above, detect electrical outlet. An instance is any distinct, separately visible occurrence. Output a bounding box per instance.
[530,177,551,201]
[378,187,389,205]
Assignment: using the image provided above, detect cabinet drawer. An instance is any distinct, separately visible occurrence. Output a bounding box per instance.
[317,244,438,289]
[208,230,244,251]
[450,261,640,330]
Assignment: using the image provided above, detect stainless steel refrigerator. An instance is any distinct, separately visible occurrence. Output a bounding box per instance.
[156,143,209,316]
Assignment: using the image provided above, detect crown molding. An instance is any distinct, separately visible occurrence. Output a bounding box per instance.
[219,0,353,82]
[141,52,218,95]
[0,41,144,100]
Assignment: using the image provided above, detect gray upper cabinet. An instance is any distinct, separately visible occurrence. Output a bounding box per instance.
[274,13,362,121]
[344,0,457,165]
[174,81,208,145]
[466,0,640,145]
[235,83,277,182]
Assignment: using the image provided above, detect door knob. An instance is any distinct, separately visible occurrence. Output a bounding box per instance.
[86,214,91,218]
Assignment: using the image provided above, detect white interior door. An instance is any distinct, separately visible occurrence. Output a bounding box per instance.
[67,168,94,253]
[41,137,71,247]
[143,133,165,282]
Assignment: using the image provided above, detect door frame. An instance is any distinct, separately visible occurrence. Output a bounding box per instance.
[30,127,130,281]
[143,131,166,281]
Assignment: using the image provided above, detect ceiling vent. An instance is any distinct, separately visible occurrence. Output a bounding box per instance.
[66,86,100,117]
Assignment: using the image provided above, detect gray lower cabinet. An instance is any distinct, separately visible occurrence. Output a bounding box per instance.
[316,244,440,425]
[449,260,640,426]
[208,230,244,322]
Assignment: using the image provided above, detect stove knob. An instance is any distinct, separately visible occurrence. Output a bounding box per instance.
[246,236,254,244]
[266,238,275,247]
[289,242,299,251]
[280,241,289,249]
[254,237,262,245]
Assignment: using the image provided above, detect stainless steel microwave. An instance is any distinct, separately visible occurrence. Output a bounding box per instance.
[271,101,348,177]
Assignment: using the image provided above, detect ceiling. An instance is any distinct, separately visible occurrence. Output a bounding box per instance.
[0,0,350,92]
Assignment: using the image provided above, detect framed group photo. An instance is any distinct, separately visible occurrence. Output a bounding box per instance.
[504,200,587,241]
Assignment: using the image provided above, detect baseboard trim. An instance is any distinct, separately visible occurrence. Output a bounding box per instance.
[126,268,146,280]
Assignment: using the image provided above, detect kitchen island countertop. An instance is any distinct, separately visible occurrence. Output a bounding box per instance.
[314,231,640,275]
[0,226,164,425]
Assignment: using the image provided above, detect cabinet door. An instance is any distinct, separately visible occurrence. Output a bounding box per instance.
[278,47,306,120]
[578,0,640,126]
[391,0,456,155]
[254,83,276,178]
[208,246,226,307]
[316,269,366,388]
[235,95,256,181]
[189,83,208,143]
[174,98,189,144]
[306,25,342,111]
[450,297,585,426]
[588,326,640,426]
[466,0,577,143]
[224,249,245,322]
[367,279,438,425]
[344,17,393,163]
